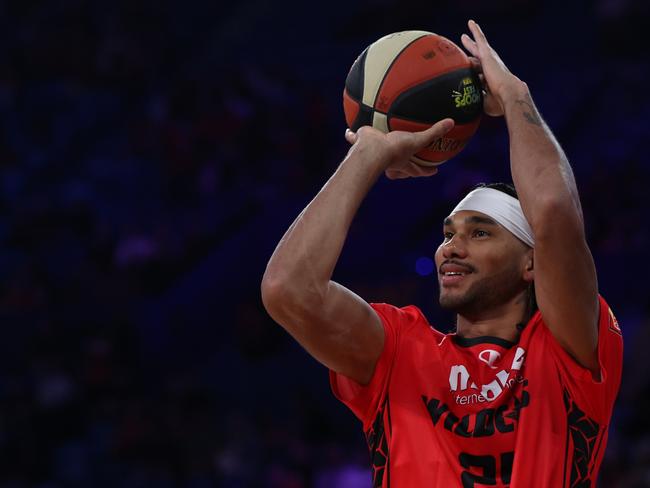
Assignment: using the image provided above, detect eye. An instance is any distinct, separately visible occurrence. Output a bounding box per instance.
[473,229,490,238]
[443,231,454,240]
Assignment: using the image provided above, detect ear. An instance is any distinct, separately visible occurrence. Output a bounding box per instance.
[522,249,534,283]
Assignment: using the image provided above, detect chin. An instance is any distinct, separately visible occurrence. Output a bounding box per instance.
[438,291,468,311]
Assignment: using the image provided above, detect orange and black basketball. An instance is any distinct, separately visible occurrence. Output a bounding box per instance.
[343,31,483,166]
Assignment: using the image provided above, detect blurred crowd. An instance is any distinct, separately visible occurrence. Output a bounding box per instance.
[0,0,649,486]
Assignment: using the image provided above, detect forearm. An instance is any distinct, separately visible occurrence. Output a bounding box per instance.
[503,82,584,234]
[263,144,388,305]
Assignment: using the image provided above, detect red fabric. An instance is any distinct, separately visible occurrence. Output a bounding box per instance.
[329,296,623,487]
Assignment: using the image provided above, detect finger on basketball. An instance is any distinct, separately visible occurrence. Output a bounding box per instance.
[461,34,478,56]
[468,20,488,44]
[468,56,482,73]
[344,129,357,144]
[478,73,487,90]
[418,118,454,146]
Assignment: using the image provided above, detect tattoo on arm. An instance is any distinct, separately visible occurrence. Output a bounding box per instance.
[515,99,543,127]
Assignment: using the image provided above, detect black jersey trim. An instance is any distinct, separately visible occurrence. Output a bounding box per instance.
[589,427,605,477]
[562,387,601,486]
[386,395,392,487]
[452,335,516,348]
[366,397,390,487]
[562,413,570,488]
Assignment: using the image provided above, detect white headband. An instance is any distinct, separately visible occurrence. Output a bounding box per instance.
[450,187,535,247]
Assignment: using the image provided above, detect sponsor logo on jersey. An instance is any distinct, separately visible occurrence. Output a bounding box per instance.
[478,349,501,369]
[449,347,526,405]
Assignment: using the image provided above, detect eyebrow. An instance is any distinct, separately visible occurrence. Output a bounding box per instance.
[443,215,499,226]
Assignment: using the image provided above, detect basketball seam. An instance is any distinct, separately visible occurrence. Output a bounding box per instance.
[387,67,481,126]
[345,47,368,99]
[352,48,368,130]
[390,113,479,126]
[376,35,474,118]
[384,61,474,108]
[372,33,429,108]
[343,90,374,115]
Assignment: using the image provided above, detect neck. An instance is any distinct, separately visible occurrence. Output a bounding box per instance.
[455,292,530,343]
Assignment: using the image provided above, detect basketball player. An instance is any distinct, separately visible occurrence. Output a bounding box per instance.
[261,20,622,486]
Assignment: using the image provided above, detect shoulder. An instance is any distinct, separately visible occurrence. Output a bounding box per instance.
[370,302,425,321]
[531,295,621,339]
[527,295,623,381]
[370,303,446,338]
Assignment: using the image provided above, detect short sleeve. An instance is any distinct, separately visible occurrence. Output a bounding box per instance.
[329,303,422,430]
[545,295,623,422]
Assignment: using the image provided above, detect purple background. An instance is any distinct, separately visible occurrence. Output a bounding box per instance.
[0,0,648,486]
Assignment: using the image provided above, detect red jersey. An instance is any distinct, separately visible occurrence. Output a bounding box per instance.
[330,296,623,487]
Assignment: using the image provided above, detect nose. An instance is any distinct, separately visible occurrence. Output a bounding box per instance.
[442,235,468,259]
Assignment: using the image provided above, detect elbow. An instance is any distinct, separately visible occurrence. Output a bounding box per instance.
[261,270,325,324]
[261,272,290,318]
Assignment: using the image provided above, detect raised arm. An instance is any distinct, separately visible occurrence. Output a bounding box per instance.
[462,20,599,373]
[261,120,454,385]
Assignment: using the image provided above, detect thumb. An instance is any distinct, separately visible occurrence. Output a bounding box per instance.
[344,128,358,144]
[412,118,455,148]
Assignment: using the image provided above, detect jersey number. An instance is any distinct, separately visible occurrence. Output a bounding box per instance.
[459,452,514,487]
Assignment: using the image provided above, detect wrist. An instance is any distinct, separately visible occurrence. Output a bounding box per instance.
[346,139,393,174]
[500,79,530,109]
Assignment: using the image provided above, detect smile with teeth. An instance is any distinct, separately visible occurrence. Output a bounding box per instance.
[440,263,473,285]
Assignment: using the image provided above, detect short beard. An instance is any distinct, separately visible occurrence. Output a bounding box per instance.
[439,264,528,320]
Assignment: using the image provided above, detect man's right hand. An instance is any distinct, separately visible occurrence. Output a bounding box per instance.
[461,19,526,117]
[344,118,455,180]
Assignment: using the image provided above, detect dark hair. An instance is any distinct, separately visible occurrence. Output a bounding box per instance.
[472,181,518,199]
[470,181,538,324]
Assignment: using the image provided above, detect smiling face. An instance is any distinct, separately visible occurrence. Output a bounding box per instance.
[434,210,533,318]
